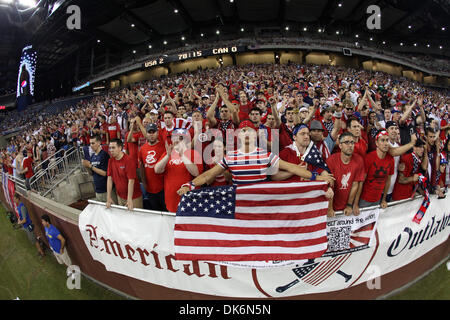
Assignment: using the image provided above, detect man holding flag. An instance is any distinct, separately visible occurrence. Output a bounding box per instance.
[174,120,334,262]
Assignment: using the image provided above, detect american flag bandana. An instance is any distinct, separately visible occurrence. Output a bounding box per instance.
[322,120,333,135]
[301,141,330,173]
[412,174,430,224]
[412,152,422,174]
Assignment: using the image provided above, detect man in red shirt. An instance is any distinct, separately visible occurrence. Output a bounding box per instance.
[326,132,365,217]
[107,116,121,141]
[106,138,143,211]
[155,129,203,212]
[139,123,166,211]
[21,149,34,190]
[392,138,428,201]
[358,130,395,209]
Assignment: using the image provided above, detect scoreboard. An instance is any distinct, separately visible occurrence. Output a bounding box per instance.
[143,45,247,68]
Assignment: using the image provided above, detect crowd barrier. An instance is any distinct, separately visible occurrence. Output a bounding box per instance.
[0,174,448,299]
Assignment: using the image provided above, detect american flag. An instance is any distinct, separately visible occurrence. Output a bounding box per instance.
[301,141,330,172]
[174,181,329,261]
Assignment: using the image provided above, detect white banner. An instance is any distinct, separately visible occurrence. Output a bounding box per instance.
[78,196,449,298]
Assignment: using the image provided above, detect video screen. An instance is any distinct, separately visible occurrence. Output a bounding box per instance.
[16,45,37,98]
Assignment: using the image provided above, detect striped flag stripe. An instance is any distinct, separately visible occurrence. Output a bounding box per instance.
[351,236,371,245]
[236,181,328,190]
[235,202,328,214]
[304,255,346,285]
[236,190,326,200]
[236,197,326,208]
[236,210,328,221]
[175,216,326,228]
[174,236,328,248]
[311,254,352,286]
[174,243,327,255]
[174,222,327,235]
[302,260,333,282]
[174,229,326,241]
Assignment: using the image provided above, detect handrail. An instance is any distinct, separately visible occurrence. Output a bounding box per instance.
[29,145,83,198]
[32,148,67,176]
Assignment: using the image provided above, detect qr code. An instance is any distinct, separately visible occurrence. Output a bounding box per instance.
[328,226,351,252]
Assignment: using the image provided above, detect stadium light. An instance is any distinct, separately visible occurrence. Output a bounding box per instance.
[303,27,307,31]
[442,27,446,31]
[338,3,342,7]
[163,40,167,45]
[216,30,220,34]
[285,26,289,31]
[148,44,152,48]
[174,9,178,13]
[131,24,135,27]
[427,44,430,47]
[241,28,244,32]
[355,34,359,38]
[200,33,204,37]
[440,45,443,49]
[97,39,101,43]
[181,36,185,41]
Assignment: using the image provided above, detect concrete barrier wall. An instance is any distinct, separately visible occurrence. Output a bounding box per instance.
[1,181,448,300]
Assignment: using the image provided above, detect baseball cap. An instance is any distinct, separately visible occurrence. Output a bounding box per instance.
[146,123,158,132]
[385,121,397,129]
[150,109,159,115]
[309,120,324,130]
[202,95,210,99]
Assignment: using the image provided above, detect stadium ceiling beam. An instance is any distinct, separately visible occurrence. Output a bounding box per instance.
[212,0,225,25]
[278,0,285,24]
[170,0,195,28]
[110,0,162,38]
[318,0,341,25]
[381,1,431,34]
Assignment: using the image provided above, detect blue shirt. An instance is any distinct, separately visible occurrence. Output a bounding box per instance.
[17,202,32,230]
[90,150,110,193]
[45,224,62,253]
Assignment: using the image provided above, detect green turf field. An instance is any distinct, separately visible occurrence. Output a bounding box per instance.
[0,205,448,300]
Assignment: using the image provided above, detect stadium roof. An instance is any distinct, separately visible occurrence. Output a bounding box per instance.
[0,0,449,98]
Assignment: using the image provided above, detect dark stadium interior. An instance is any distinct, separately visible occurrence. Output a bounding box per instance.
[0,0,449,101]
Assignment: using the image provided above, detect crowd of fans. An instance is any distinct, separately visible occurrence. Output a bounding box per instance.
[1,62,449,216]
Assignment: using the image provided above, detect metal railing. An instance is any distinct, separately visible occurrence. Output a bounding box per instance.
[32,148,66,176]
[29,146,84,198]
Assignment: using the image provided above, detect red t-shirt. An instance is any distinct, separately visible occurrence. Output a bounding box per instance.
[158,149,203,213]
[107,123,121,140]
[279,145,324,182]
[360,151,395,202]
[392,153,418,201]
[138,141,165,194]
[107,153,142,200]
[22,157,34,178]
[326,153,365,210]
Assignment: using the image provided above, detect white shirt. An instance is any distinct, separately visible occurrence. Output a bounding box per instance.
[388,140,400,195]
